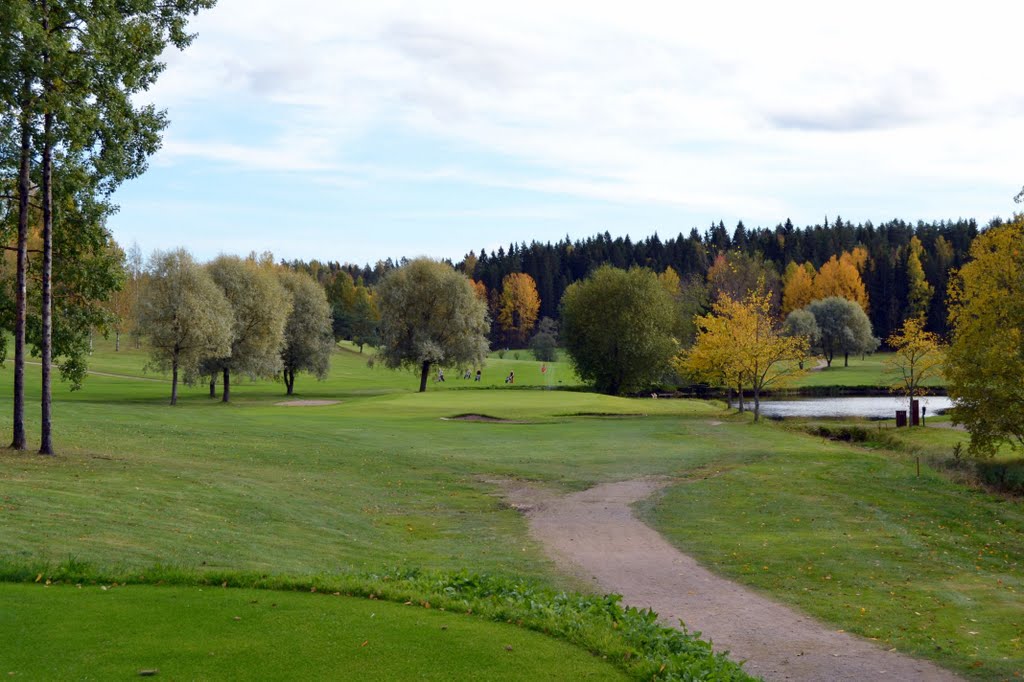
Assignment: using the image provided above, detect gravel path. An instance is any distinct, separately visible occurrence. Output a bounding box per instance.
[499,478,961,682]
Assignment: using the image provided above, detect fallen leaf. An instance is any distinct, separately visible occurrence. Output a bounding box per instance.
[360,640,369,648]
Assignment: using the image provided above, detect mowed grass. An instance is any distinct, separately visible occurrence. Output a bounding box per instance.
[2,583,624,680]
[792,352,947,389]
[1,338,1022,679]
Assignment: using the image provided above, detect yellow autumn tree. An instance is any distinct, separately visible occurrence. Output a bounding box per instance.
[884,317,944,425]
[497,272,541,345]
[680,290,808,421]
[946,217,1024,455]
[781,261,815,315]
[845,246,868,273]
[814,252,869,312]
[905,236,933,320]
[675,298,747,412]
[658,266,682,297]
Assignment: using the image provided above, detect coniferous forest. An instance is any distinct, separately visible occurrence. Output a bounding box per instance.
[284,215,985,346]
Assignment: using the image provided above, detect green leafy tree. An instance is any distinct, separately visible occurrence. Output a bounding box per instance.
[1,0,215,453]
[946,218,1024,455]
[325,270,357,340]
[528,317,559,362]
[278,269,334,395]
[349,284,380,352]
[531,316,560,360]
[561,266,676,395]
[783,309,820,369]
[376,258,490,392]
[202,256,291,403]
[136,249,231,406]
[806,297,878,367]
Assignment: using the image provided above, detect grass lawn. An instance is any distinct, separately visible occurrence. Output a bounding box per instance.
[1,337,1021,679]
[792,352,946,389]
[2,583,625,680]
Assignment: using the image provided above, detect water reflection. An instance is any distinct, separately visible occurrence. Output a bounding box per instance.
[751,395,954,419]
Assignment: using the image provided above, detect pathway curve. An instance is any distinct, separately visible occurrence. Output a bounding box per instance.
[498,478,960,682]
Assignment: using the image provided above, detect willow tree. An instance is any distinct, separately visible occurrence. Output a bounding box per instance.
[376,258,489,392]
[203,256,291,402]
[806,296,877,367]
[136,249,231,406]
[278,269,334,395]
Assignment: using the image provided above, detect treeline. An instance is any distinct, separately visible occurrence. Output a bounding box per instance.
[284,216,984,345]
[467,217,981,343]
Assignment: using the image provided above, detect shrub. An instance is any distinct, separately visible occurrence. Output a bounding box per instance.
[529,332,558,362]
[974,460,1024,496]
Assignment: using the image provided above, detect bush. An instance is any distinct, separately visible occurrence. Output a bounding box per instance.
[808,425,870,443]
[806,424,900,449]
[529,332,558,362]
[974,460,1024,496]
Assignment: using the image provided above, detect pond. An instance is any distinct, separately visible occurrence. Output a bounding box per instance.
[746,395,954,419]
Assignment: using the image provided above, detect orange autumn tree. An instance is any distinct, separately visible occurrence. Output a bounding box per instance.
[497,272,540,345]
[813,251,869,312]
[469,279,488,303]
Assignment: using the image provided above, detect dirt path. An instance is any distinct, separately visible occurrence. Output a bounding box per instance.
[499,478,960,681]
[808,357,829,372]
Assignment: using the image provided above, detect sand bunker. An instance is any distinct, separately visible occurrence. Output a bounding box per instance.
[442,414,528,424]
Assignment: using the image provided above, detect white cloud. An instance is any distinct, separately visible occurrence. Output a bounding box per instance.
[143,0,1024,228]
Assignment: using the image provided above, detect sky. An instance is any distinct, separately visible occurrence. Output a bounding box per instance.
[109,0,1024,266]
